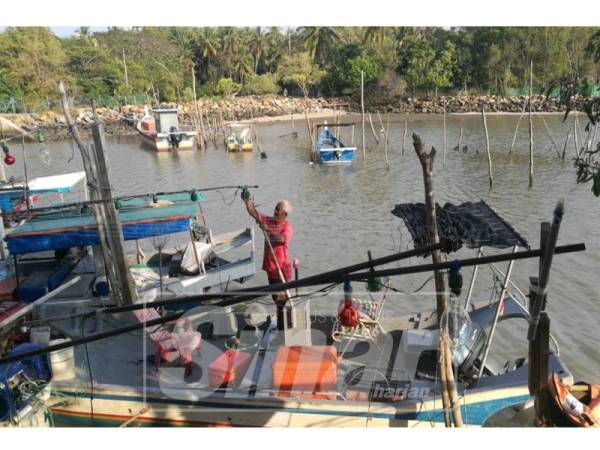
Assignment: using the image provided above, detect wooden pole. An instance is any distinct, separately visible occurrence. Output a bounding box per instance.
[411,134,447,321]
[442,100,447,166]
[91,121,138,306]
[481,104,493,187]
[367,113,379,144]
[528,60,534,187]
[401,118,407,155]
[539,114,561,157]
[509,101,527,154]
[413,133,462,426]
[383,116,390,169]
[438,338,452,427]
[455,127,463,151]
[191,66,203,150]
[58,82,117,303]
[561,129,572,160]
[304,110,315,162]
[361,71,366,159]
[442,336,464,427]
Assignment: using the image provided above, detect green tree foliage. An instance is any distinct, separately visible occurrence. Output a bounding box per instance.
[216,78,241,96]
[0,27,69,103]
[400,34,456,95]
[241,74,279,95]
[278,53,325,97]
[0,26,598,106]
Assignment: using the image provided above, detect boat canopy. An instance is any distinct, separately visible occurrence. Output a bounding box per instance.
[391,200,529,254]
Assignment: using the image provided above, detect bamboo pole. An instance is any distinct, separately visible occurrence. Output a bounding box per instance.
[455,127,463,151]
[481,104,493,187]
[383,116,390,169]
[561,129,572,160]
[361,71,366,158]
[304,110,315,161]
[438,339,452,427]
[443,100,447,166]
[377,110,385,132]
[401,118,408,155]
[509,101,527,154]
[528,60,534,187]
[367,113,379,144]
[539,114,561,157]
[442,336,464,427]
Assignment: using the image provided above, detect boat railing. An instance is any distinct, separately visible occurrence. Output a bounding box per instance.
[481,249,561,356]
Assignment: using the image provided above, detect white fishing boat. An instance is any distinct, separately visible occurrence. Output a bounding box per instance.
[136,107,196,152]
[0,200,584,427]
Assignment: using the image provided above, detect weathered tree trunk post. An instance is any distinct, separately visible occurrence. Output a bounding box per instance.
[361,70,366,159]
[412,133,463,426]
[91,122,138,306]
[58,82,122,305]
[529,60,534,187]
[481,104,493,187]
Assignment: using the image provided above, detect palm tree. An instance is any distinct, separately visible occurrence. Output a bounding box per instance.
[363,27,386,45]
[248,27,267,74]
[299,27,340,65]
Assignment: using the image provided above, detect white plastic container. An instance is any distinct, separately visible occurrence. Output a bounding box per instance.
[30,326,51,347]
[49,338,76,382]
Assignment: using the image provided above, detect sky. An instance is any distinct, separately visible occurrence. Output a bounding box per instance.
[2,0,599,29]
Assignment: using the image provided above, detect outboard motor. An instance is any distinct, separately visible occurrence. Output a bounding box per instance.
[441,296,487,381]
[167,126,184,149]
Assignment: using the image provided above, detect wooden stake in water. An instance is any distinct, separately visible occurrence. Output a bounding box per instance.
[509,101,527,154]
[367,113,379,144]
[528,60,534,188]
[402,118,407,155]
[443,100,447,166]
[540,114,561,157]
[481,104,493,187]
[383,116,390,169]
[361,71,366,158]
[455,127,463,151]
[562,129,572,160]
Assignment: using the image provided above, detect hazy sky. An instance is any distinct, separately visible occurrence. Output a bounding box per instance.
[0,26,108,37]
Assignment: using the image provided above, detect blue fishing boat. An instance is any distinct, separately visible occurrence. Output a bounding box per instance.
[5,192,201,255]
[0,172,86,212]
[314,122,356,164]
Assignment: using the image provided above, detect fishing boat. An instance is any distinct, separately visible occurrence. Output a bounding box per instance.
[4,191,256,296]
[0,172,86,214]
[136,107,196,151]
[314,122,356,164]
[0,200,583,427]
[226,124,253,152]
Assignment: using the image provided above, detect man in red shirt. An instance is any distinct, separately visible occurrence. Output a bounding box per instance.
[242,191,293,285]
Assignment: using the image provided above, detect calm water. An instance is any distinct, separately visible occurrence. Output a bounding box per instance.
[8,112,600,382]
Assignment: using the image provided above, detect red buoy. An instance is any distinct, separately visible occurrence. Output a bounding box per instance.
[4,154,15,165]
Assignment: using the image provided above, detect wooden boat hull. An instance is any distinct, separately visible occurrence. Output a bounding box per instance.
[548,372,600,427]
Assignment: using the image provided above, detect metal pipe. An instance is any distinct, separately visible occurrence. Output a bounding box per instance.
[463,247,482,310]
[477,245,518,378]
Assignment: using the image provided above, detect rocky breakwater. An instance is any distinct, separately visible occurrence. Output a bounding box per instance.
[0,94,589,142]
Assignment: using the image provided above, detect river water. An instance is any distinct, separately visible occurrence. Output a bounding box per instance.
[8,112,600,382]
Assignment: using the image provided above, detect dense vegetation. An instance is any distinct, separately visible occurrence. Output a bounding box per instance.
[1,26,599,109]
